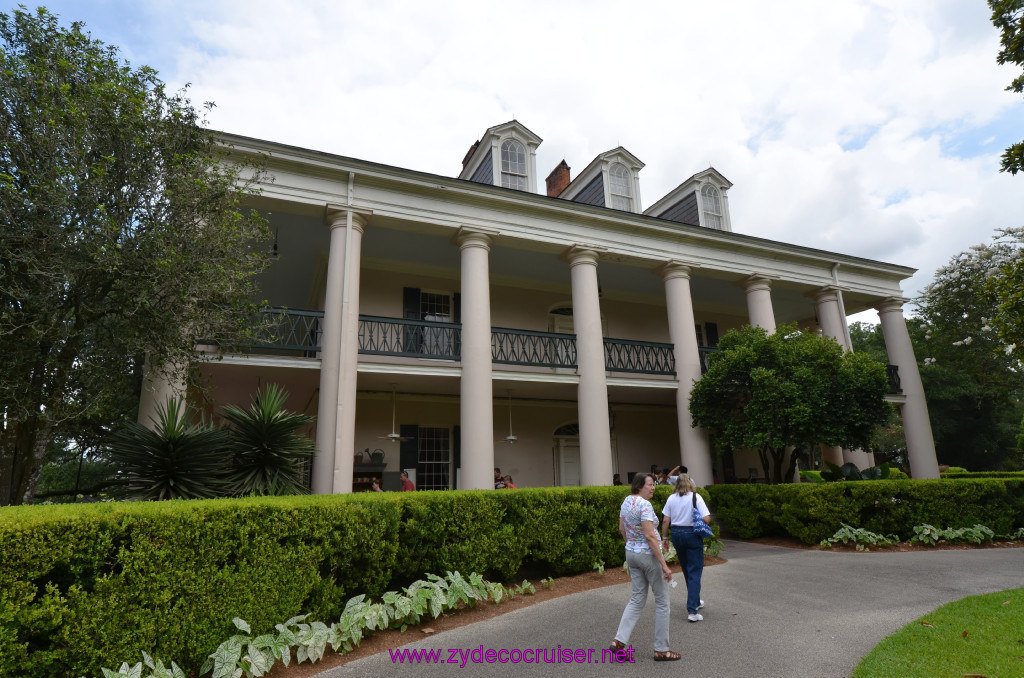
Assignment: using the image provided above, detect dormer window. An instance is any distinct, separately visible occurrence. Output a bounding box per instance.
[501,140,527,190]
[701,185,723,230]
[643,167,733,232]
[459,121,543,192]
[557,147,644,213]
[609,163,633,211]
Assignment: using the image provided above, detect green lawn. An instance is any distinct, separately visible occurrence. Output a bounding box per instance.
[852,586,1024,677]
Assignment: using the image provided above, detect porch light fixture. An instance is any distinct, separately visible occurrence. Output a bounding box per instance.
[379,384,412,443]
[503,390,517,444]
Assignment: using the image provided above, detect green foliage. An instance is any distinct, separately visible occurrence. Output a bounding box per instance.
[909,524,996,545]
[706,478,1024,544]
[0,8,270,506]
[988,0,1024,174]
[690,324,890,483]
[0,486,638,677]
[820,523,899,551]
[592,559,605,575]
[942,471,1024,478]
[94,570,533,678]
[107,400,229,500]
[905,234,1024,471]
[819,461,892,482]
[220,385,314,497]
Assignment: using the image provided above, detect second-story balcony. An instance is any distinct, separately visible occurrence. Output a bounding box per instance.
[251,309,675,375]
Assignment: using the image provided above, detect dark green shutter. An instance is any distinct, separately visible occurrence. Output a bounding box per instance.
[705,322,719,347]
[399,425,418,477]
[402,287,422,353]
[452,425,461,489]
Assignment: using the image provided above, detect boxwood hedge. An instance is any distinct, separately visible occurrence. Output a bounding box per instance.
[0,486,654,678]
[705,478,1024,544]
[5,479,1017,677]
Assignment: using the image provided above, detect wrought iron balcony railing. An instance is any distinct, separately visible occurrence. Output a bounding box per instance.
[251,308,323,355]
[492,327,577,368]
[698,346,717,374]
[359,315,461,360]
[251,309,682,376]
[886,364,901,394]
[604,338,675,375]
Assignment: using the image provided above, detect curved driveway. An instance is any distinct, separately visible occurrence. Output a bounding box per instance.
[317,540,1024,677]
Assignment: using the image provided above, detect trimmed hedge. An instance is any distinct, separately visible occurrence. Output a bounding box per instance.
[1,486,669,678]
[941,471,1024,479]
[706,479,1024,544]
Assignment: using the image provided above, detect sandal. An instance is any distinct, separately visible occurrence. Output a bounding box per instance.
[653,650,681,661]
[609,639,627,651]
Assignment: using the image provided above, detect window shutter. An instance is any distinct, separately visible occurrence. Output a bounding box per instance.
[402,288,422,354]
[705,322,719,347]
[399,425,418,474]
[403,287,421,320]
[453,293,462,359]
[452,425,461,489]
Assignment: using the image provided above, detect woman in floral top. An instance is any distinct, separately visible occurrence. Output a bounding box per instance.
[609,474,679,661]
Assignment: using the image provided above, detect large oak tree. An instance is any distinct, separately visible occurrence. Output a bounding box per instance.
[0,8,270,505]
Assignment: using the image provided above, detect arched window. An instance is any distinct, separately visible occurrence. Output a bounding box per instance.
[701,184,723,230]
[500,139,527,190]
[609,163,632,211]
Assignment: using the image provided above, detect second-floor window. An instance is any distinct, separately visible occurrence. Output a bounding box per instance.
[609,163,633,211]
[501,139,527,190]
[701,184,723,230]
[421,291,452,355]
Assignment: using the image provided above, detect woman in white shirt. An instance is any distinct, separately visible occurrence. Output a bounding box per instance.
[660,474,711,622]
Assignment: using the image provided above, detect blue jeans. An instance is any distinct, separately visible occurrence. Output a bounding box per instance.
[670,526,704,614]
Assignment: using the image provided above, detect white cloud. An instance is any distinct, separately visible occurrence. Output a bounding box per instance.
[29,0,1024,319]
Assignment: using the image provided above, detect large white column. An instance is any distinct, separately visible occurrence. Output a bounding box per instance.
[813,286,848,468]
[566,247,614,486]
[137,356,186,428]
[456,228,495,490]
[332,213,368,494]
[814,287,848,348]
[876,298,940,479]
[659,262,713,486]
[312,211,348,494]
[743,275,777,333]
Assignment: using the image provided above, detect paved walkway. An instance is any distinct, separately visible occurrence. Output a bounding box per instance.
[316,541,1024,677]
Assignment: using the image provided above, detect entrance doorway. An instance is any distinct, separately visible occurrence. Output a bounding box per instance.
[553,422,617,486]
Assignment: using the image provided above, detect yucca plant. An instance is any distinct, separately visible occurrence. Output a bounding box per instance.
[220,384,315,496]
[107,399,230,500]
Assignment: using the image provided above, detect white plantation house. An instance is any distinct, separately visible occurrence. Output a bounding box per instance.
[139,120,939,492]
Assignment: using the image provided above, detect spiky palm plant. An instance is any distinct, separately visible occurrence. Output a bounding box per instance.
[107,399,230,500]
[220,384,315,496]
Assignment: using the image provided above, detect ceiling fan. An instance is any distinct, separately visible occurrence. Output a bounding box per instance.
[379,384,413,443]
[500,390,517,444]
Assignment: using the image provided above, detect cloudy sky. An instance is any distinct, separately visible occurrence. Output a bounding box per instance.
[13,0,1024,322]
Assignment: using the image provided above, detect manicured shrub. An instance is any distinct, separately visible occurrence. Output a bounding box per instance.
[0,486,635,677]
[706,478,1024,544]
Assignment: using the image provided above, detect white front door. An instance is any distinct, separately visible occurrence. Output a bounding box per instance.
[555,438,581,486]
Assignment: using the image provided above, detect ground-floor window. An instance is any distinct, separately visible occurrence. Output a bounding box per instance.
[417,426,451,490]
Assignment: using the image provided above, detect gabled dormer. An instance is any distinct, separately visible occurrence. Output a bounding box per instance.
[556,147,645,213]
[459,120,543,193]
[644,167,733,231]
